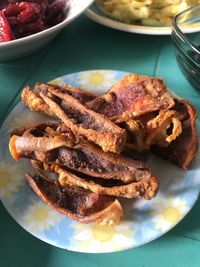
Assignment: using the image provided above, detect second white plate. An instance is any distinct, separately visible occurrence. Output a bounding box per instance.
[85,3,200,35]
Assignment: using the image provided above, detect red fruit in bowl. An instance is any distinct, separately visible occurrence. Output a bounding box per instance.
[46,0,65,23]
[13,17,46,38]
[0,10,14,42]
[17,2,41,24]
[0,1,9,11]
[0,0,67,42]
[2,3,21,17]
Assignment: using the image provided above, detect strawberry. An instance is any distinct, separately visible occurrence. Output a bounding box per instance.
[17,2,41,24]
[0,10,14,42]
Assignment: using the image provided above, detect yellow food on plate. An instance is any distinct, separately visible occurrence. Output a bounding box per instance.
[96,0,200,26]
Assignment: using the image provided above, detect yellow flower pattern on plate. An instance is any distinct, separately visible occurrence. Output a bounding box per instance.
[0,161,23,198]
[77,70,116,91]
[48,78,65,86]
[22,201,61,233]
[152,196,190,232]
[70,222,134,252]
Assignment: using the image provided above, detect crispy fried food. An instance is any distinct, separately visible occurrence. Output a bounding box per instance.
[152,99,198,170]
[9,73,198,227]
[22,87,56,118]
[9,122,154,183]
[32,161,158,200]
[34,82,98,103]
[123,110,182,151]
[22,82,97,112]
[22,82,97,118]
[22,84,126,153]
[146,110,182,146]
[25,171,123,225]
[57,166,158,200]
[86,74,175,121]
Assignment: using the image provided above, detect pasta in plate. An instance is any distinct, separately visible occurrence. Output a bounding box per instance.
[96,0,200,26]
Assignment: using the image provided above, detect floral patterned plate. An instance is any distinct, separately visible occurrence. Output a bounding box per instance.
[0,70,200,253]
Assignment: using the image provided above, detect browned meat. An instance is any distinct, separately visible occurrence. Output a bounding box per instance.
[47,164,158,200]
[9,122,154,183]
[122,110,182,151]
[86,74,175,121]
[22,86,56,118]
[25,172,123,225]
[9,122,74,161]
[22,84,126,153]
[34,82,97,104]
[151,99,198,169]
[22,83,97,116]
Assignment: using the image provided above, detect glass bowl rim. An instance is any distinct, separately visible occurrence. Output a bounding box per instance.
[172,4,200,56]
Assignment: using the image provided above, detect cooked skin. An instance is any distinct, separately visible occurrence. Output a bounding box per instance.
[123,110,182,151]
[146,110,182,145]
[22,82,97,118]
[40,87,126,153]
[9,122,74,161]
[21,85,181,153]
[22,87,56,118]
[151,99,198,170]
[9,122,153,183]
[34,82,98,104]
[22,84,126,153]
[53,164,159,200]
[86,74,175,121]
[25,172,123,225]
[32,160,158,200]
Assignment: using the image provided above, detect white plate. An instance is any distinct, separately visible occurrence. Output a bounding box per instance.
[0,70,200,253]
[85,3,200,35]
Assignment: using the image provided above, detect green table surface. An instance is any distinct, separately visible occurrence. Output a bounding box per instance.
[1,15,200,267]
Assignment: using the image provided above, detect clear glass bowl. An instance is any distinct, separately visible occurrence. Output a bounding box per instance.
[172,5,200,91]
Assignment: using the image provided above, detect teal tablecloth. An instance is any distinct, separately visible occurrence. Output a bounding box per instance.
[1,15,200,267]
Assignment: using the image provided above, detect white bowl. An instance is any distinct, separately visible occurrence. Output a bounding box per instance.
[0,0,94,61]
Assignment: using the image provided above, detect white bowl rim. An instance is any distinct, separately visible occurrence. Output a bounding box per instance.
[0,0,94,48]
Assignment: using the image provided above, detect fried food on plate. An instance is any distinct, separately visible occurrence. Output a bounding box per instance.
[86,74,175,120]
[8,73,198,225]
[25,171,123,225]
[123,109,182,151]
[9,122,156,184]
[22,83,126,154]
[151,99,198,170]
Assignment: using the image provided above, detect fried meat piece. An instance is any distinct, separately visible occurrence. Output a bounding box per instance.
[22,83,126,153]
[44,163,158,200]
[34,82,97,104]
[22,82,97,118]
[123,110,182,151]
[25,172,123,225]
[22,86,56,118]
[86,74,175,121]
[151,99,198,169]
[9,122,153,183]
